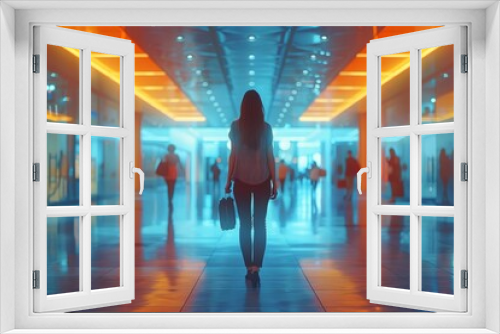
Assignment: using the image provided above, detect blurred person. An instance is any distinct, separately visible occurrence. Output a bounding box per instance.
[439,148,452,204]
[162,144,183,210]
[278,159,288,193]
[211,157,222,188]
[225,89,277,288]
[310,161,321,191]
[387,148,403,203]
[344,151,360,200]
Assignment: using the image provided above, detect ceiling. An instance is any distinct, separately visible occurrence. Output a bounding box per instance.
[66,25,437,128]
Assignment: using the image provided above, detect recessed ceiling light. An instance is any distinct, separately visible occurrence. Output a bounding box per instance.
[296,82,302,87]
[285,102,290,107]
[186,54,193,61]
[195,69,202,76]
[310,54,316,60]
[206,90,212,95]
[303,70,309,75]
[209,96,216,101]
[248,35,256,42]
[321,35,328,41]
[316,79,322,84]
[289,96,294,101]
[248,54,255,60]
[176,36,184,42]
[202,82,209,87]
[292,90,297,95]
[282,108,287,112]
[213,102,219,107]
[249,70,255,76]
[249,81,255,87]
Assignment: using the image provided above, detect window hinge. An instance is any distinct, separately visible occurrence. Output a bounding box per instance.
[461,270,468,289]
[461,162,468,181]
[461,54,468,73]
[33,270,40,289]
[33,54,40,73]
[33,163,40,182]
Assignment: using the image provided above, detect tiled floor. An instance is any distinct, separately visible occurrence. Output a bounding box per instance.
[62,178,452,312]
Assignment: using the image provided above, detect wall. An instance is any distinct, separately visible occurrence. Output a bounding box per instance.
[0,2,16,333]
[486,2,500,333]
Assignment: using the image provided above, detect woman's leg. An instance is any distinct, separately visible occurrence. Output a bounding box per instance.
[253,180,271,268]
[233,181,253,268]
[166,180,176,206]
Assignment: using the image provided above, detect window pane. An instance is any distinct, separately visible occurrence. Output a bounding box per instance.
[91,52,120,127]
[381,136,409,205]
[381,51,410,127]
[421,216,454,294]
[47,134,80,206]
[47,45,80,124]
[47,217,80,295]
[421,45,454,124]
[91,216,120,290]
[421,133,454,206]
[91,137,120,205]
[381,215,410,290]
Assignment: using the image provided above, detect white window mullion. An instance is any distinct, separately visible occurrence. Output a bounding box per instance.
[82,47,92,295]
[409,47,420,295]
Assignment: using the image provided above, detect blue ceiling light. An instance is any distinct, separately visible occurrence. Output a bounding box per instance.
[249,81,255,87]
[310,54,316,61]
[248,35,256,42]
[321,35,328,41]
[285,102,291,107]
[303,70,309,75]
[431,98,437,103]
[316,79,322,84]
[248,54,255,60]
[326,51,331,57]
[217,107,222,112]
[195,69,202,76]
[296,82,302,87]
[176,35,184,42]
[282,108,288,113]
[289,96,294,101]
[249,70,255,76]
[202,82,209,87]
[209,96,216,101]
[292,89,297,95]
[206,89,212,95]
[213,102,219,107]
[186,54,193,61]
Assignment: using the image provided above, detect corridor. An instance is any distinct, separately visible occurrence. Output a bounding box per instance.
[70,178,446,313]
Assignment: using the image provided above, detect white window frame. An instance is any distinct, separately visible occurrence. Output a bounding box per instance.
[366,26,467,312]
[1,2,498,333]
[33,26,136,313]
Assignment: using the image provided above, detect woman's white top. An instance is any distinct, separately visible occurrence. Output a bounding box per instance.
[229,120,273,185]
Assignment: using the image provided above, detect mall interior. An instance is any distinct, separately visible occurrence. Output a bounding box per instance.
[45,26,455,312]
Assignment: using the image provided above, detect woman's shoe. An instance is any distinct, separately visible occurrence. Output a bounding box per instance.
[250,271,261,288]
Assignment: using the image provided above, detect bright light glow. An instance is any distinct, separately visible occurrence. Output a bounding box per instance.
[310,54,316,60]
[339,71,367,77]
[227,140,232,150]
[431,97,437,103]
[249,70,255,76]
[279,140,291,151]
[176,35,184,42]
[186,54,194,61]
[321,35,328,41]
[248,54,255,60]
[303,70,308,75]
[135,71,165,76]
[249,82,255,87]
[248,35,256,42]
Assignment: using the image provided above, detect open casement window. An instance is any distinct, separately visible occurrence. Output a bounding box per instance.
[365,26,467,312]
[33,26,139,312]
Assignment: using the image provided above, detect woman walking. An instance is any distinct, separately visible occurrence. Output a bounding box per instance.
[225,90,278,288]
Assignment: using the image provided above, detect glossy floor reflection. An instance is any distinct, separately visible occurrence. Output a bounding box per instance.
[70,178,453,312]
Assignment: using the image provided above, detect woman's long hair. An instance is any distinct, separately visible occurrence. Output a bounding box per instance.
[238,90,265,150]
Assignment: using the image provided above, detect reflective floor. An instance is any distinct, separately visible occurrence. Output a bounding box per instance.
[64,178,455,313]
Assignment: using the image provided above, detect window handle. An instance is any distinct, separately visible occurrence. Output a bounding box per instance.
[357,162,372,195]
[129,162,144,195]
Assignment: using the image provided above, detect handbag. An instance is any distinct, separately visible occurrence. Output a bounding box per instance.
[155,160,167,177]
[219,195,236,231]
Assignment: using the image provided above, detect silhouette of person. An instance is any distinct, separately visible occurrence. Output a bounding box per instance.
[225,89,277,288]
[163,144,182,210]
[439,148,452,204]
[309,161,321,191]
[210,158,221,187]
[278,159,288,193]
[344,150,360,200]
[387,148,403,203]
